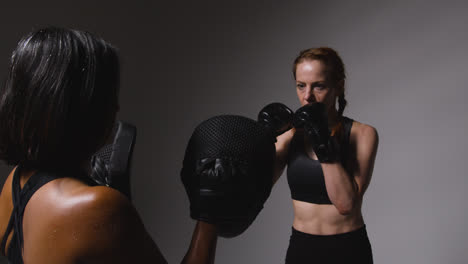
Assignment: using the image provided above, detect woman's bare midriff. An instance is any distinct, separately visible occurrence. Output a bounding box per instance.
[292,199,365,235]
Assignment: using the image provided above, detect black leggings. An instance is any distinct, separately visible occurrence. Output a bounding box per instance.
[285,225,373,264]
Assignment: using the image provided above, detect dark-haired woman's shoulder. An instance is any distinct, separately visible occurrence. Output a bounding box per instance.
[22,177,167,263]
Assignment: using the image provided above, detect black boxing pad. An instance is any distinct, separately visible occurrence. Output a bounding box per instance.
[181,115,275,237]
[90,120,136,199]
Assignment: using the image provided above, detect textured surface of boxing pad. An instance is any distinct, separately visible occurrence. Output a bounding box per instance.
[181,115,275,237]
[90,120,136,199]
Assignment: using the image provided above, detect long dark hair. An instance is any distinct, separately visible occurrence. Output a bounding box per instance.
[0,27,120,170]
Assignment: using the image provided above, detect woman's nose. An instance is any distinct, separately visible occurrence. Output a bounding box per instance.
[304,88,316,103]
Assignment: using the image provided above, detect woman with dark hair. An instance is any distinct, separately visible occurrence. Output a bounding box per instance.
[0,27,167,263]
[274,47,379,263]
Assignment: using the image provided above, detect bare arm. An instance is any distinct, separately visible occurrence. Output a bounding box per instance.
[181,221,218,264]
[273,128,295,184]
[321,124,379,215]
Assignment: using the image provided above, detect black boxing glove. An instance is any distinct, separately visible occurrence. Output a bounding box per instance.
[257,102,294,141]
[89,120,136,199]
[293,103,340,163]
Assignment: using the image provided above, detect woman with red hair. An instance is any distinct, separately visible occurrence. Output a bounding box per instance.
[275,47,379,263]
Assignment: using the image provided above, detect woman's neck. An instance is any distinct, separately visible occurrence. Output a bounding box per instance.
[327,108,341,128]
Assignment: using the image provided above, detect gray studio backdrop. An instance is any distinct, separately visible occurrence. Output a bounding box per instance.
[0,0,467,263]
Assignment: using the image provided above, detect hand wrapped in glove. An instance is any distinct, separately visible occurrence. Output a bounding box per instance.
[257,102,294,141]
[293,103,341,163]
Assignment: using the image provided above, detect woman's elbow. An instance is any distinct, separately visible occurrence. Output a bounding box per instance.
[335,199,356,215]
[336,183,362,215]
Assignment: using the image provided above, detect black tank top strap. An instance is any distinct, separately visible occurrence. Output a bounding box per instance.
[339,116,354,165]
[341,116,354,146]
[0,165,63,263]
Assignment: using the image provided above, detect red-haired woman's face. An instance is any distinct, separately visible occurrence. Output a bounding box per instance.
[295,60,338,110]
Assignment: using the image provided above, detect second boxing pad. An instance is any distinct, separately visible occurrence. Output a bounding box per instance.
[89,120,136,199]
[181,115,275,238]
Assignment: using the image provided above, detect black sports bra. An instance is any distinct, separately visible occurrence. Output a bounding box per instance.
[287,117,354,204]
[0,166,63,264]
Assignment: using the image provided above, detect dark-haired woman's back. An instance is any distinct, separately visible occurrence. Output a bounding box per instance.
[0,167,167,264]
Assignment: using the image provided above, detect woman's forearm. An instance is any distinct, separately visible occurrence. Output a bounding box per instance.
[181,221,218,264]
[321,163,358,215]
